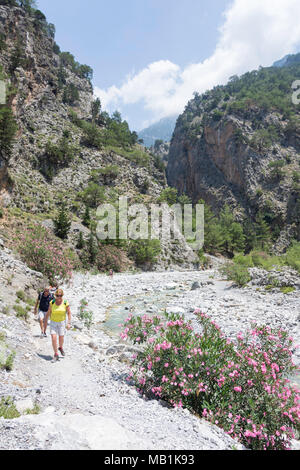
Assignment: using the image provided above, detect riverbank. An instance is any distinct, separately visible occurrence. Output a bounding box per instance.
[0,268,299,450]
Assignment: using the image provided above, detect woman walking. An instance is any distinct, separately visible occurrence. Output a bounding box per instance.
[45,289,71,362]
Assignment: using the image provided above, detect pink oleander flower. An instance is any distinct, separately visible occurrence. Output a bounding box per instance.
[271,363,280,373]
[261,363,267,374]
[234,386,242,392]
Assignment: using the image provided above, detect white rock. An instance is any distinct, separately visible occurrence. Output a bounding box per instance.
[15,399,34,414]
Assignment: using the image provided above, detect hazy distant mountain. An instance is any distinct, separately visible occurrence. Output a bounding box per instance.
[273,52,300,67]
[138,116,177,147]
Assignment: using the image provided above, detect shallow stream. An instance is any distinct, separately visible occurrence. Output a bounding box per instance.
[103,284,189,335]
[102,280,300,389]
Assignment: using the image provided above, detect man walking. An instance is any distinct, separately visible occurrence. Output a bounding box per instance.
[34,287,54,337]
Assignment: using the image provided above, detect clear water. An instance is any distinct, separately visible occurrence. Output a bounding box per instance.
[289,370,300,389]
[103,286,188,335]
[102,284,300,391]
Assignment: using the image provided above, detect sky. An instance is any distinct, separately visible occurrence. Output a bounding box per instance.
[38,0,300,131]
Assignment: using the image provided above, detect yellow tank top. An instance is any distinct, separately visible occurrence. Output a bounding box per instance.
[50,300,69,323]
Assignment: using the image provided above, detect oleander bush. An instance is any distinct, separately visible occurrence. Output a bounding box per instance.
[15,223,79,282]
[121,311,300,450]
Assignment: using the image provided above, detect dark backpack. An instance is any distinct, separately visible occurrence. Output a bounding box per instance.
[38,292,54,312]
[51,299,68,306]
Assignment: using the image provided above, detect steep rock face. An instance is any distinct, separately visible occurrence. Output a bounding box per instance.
[0,6,92,118]
[0,5,197,270]
[167,66,300,249]
[0,6,94,206]
[0,5,164,212]
[168,116,264,211]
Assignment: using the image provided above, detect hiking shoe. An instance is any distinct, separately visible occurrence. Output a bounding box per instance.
[52,354,59,363]
[58,347,65,357]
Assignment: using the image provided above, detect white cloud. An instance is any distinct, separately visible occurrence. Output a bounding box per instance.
[95,0,300,126]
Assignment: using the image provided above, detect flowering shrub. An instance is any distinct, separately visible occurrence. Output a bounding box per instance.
[80,241,132,273]
[121,311,300,450]
[15,224,79,283]
[96,244,132,272]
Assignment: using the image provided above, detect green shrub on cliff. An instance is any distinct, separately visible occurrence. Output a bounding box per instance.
[62,83,79,105]
[285,241,300,273]
[0,106,18,156]
[44,135,77,166]
[129,239,161,266]
[219,262,251,286]
[157,188,178,205]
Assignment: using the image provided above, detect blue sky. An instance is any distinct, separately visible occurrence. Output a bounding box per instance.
[38,0,300,131]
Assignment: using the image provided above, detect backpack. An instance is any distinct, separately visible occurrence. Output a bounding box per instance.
[38,292,54,311]
[51,300,67,306]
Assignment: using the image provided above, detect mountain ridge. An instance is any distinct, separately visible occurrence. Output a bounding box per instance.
[167,56,300,253]
[138,115,177,147]
[0,2,197,273]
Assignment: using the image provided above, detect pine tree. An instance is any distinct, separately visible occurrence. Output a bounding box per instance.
[76,231,85,250]
[87,233,97,265]
[19,0,37,11]
[9,40,25,74]
[82,205,91,227]
[200,200,224,254]
[91,98,101,122]
[53,203,71,240]
[255,212,271,249]
[0,106,18,156]
[219,205,245,255]
[243,217,257,253]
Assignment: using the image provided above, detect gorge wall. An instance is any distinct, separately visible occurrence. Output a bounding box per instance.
[167,63,300,251]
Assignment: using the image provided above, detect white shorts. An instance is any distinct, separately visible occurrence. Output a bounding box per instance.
[38,311,47,321]
[50,320,66,337]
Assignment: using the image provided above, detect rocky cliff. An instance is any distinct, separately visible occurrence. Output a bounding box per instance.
[167,60,300,251]
[0,5,160,210]
[0,4,197,271]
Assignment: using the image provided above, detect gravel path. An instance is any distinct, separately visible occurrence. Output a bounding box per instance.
[0,268,299,450]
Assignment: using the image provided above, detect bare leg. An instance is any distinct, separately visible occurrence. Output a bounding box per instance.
[43,316,48,335]
[59,336,64,349]
[51,334,58,356]
[39,317,44,334]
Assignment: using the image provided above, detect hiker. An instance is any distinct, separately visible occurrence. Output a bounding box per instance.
[34,287,54,337]
[49,283,58,296]
[109,269,114,278]
[45,288,71,362]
